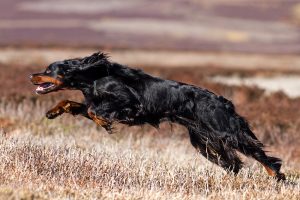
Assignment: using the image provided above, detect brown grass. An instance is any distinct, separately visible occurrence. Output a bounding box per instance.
[0,61,299,199]
[0,98,299,199]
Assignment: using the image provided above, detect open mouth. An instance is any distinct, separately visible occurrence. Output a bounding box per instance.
[30,74,63,94]
[36,82,59,94]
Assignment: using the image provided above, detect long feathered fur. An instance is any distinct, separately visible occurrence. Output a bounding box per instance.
[30,52,285,180]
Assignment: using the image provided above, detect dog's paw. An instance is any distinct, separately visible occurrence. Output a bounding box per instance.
[102,123,113,134]
[46,109,63,119]
[276,173,286,182]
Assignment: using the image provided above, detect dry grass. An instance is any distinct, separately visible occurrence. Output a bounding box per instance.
[0,95,299,199]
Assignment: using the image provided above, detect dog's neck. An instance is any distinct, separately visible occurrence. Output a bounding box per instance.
[72,63,152,89]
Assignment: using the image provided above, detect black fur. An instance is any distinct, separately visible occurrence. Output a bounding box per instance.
[30,52,285,180]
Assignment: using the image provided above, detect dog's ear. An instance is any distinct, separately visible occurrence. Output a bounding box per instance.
[62,52,110,75]
[78,52,110,71]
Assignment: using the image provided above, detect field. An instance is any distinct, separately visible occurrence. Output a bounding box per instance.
[0,48,299,199]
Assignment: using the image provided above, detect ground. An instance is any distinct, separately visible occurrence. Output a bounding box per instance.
[0,48,299,199]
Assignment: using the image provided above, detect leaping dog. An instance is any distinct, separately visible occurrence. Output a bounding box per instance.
[30,52,285,181]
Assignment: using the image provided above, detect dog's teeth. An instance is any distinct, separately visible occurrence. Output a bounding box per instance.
[36,86,44,91]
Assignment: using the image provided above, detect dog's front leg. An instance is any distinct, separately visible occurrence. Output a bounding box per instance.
[87,107,113,133]
[46,100,90,119]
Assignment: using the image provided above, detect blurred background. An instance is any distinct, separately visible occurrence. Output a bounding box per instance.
[2,0,300,52]
[0,1,300,198]
[1,0,300,95]
[1,0,300,167]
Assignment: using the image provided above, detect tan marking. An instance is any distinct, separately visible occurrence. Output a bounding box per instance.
[87,108,108,126]
[46,100,84,119]
[31,75,62,86]
[63,103,71,112]
[47,100,70,117]
[262,164,276,177]
[47,105,64,116]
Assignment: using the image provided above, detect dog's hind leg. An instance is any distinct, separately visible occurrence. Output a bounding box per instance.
[46,100,90,119]
[189,130,243,174]
[250,150,285,181]
[237,141,285,181]
[232,119,285,181]
[231,116,286,181]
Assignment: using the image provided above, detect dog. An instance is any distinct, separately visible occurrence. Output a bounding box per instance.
[30,52,285,181]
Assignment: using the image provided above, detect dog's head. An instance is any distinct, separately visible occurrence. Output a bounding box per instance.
[30,52,110,94]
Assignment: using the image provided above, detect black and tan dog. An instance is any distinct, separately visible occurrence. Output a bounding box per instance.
[30,52,285,180]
